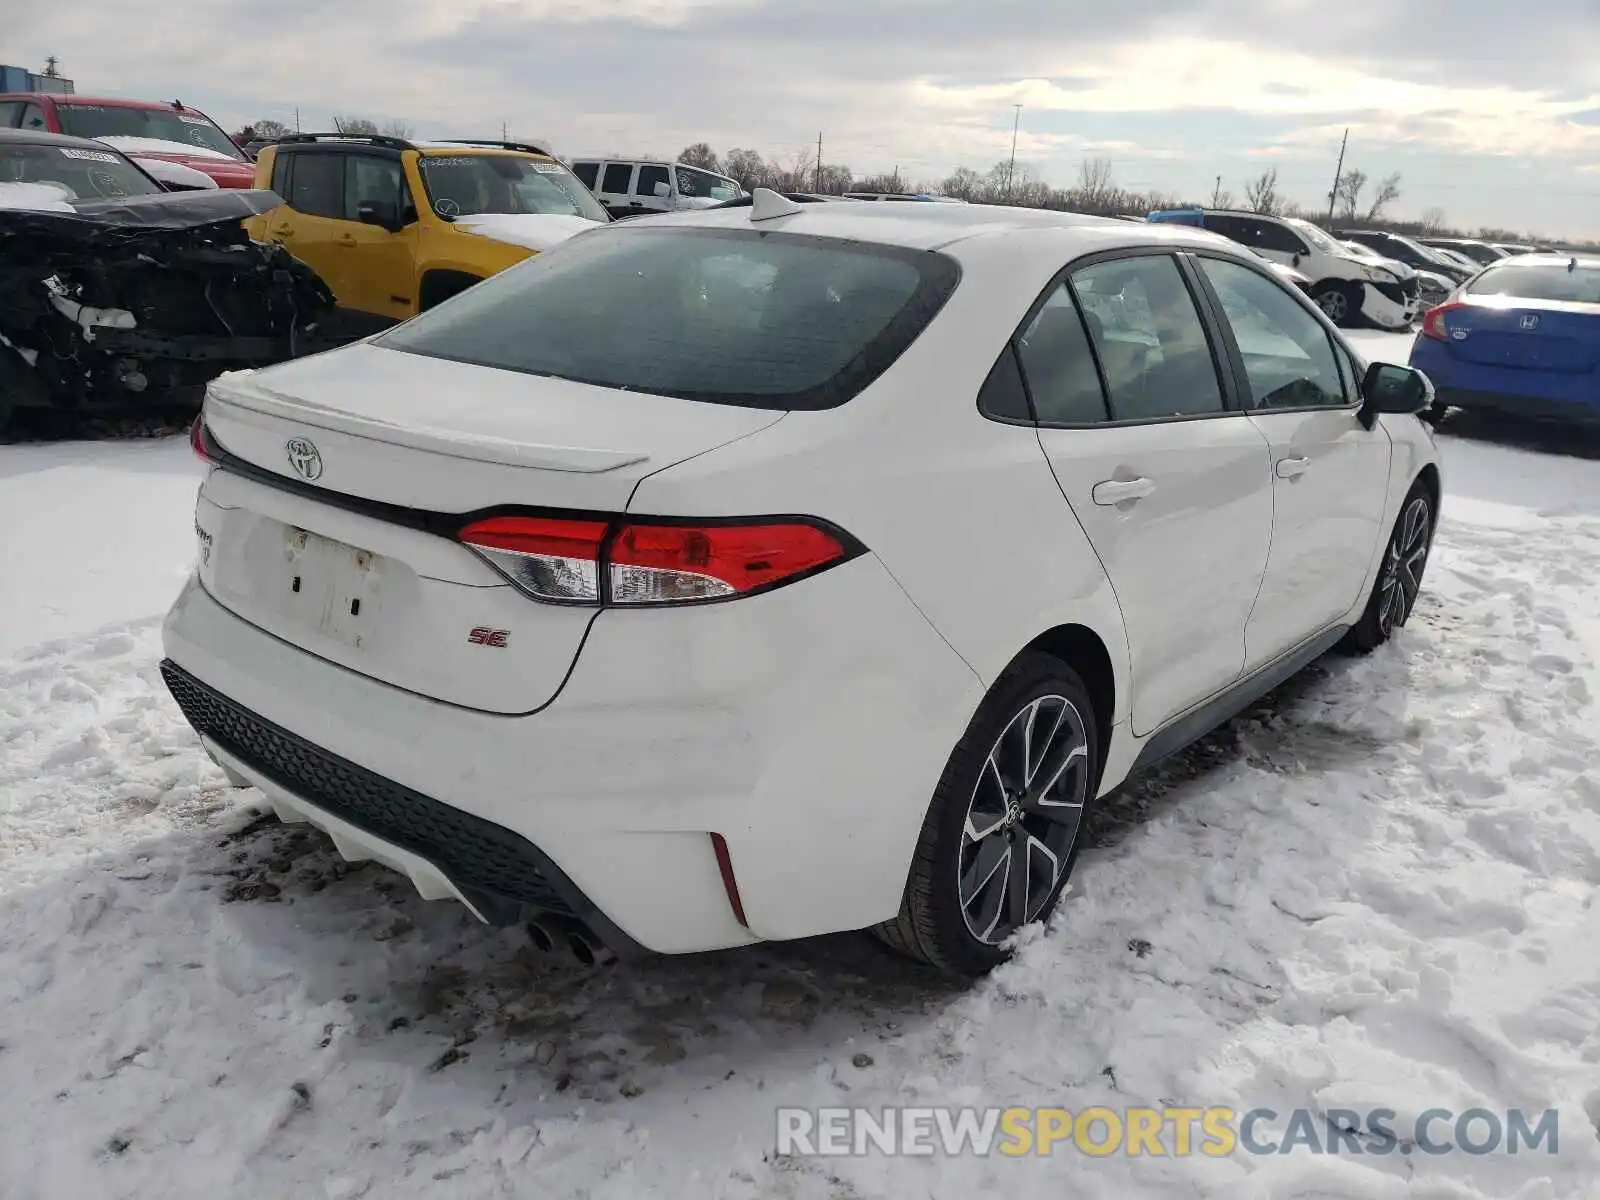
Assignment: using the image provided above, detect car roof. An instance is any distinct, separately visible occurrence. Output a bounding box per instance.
[1478,252,1600,270]
[0,125,136,156]
[630,194,1247,254]
[0,93,208,113]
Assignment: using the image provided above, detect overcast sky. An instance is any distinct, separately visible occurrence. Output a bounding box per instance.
[17,1,1600,237]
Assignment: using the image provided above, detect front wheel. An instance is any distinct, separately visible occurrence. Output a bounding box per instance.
[876,652,1099,977]
[1343,485,1434,654]
[1312,281,1359,327]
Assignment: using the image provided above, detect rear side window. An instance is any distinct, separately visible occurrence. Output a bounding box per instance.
[380,227,960,411]
[269,151,291,196]
[284,152,342,218]
[19,103,46,131]
[600,163,632,194]
[1466,263,1600,303]
[570,161,598,189]
[1070,256,1225,421]
[1015,284,1108,423]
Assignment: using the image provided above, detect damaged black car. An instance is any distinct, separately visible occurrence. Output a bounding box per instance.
[0,128,341,435]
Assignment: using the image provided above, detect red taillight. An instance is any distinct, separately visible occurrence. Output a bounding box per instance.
[189,417,215,463]
[1421,301,1464,342]
[456,514,856,606]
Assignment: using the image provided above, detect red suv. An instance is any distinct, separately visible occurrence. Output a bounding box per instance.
[0,94,254,188]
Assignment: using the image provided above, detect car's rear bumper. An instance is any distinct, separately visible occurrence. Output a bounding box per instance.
[161,556,984,955]
[1409,343,1600,422]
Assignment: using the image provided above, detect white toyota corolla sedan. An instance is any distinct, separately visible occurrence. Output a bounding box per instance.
[163,191,1441,977]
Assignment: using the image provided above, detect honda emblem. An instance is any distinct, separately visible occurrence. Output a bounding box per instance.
[1520,313,1541,330]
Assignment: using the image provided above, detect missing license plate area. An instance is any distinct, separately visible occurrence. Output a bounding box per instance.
[282,528,382,648]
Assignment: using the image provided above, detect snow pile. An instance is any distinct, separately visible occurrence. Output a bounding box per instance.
[95,137,238,162]
[453,212,599,252]
[2,379,1599,1197]
[0,181,76,212]
[132,158,218,190]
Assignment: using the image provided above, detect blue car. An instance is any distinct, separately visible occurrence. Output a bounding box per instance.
[1410,255,1600,423]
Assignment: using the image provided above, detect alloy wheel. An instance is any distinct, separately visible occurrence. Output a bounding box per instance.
[1378,495,1431,637]
[958,694,1090,944]
[1316,288,1350,322]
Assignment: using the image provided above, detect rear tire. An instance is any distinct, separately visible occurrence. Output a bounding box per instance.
[876,651,1099,977]
[1342,484,1434,654]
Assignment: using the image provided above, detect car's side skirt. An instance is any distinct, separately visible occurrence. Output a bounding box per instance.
[1129,623,1351,775]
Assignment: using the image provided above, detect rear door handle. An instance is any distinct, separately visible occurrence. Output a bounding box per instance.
[335,234,358,247]
[1091,477,1155,506]
[1275,456,1310,479]
[271,225,294,238]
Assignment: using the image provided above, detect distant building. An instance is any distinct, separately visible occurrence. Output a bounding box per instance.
[0,65,75,94]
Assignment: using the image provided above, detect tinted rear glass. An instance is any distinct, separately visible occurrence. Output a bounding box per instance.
[1467,263,1600,304]
[380,226,960,410]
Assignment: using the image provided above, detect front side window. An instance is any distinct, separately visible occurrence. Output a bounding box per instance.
[418,154,608,222]
[1197,257,1346,409]
[636,164,670,197]
[343,155,407,222]
[380,227,959,411]
[54,103,244,159]
[675,165,741,201]
[1069,255,1225,420]
[1257,220,1310,256]
[0,141,162,200]
[1015,283,1108,423]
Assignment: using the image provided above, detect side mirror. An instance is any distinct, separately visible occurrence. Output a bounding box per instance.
[357,199,402,232]
[1360,362,1434,428]
[653,180,671,199]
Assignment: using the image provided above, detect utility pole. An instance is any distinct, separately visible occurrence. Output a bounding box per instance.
[1327,127,1349,223]
[502,120,508,142]
[1212,174,1223,206]
[1005,104,1022,200]
[816,130,823,193]
[294,107,301,132]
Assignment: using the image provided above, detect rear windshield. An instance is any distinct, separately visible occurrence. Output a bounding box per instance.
[0,142,161,200]
[380,226,959,410]
[55,104,244,160]
[1466,263,1600,304]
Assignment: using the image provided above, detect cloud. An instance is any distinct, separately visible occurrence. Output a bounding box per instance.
[14,0,1600,230]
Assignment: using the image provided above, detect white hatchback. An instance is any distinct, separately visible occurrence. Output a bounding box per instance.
[164,192,1442,977]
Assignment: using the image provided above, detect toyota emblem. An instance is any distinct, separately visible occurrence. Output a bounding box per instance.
[285,437,322,481]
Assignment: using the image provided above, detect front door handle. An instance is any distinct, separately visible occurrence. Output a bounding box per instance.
[1275,456,1311,479]
[271,225,294,238]
[1091,477,1155,506]
[335,234,358,247]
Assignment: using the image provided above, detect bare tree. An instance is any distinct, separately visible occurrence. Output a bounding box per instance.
[677,143,721,172]
[1210,176,1233,208]
[1076,157,1118,210]
[722,148,768,189]
[942,166,984,201]
[1365,172,1402,220]
[816,163,853,194]
[1418,206,1448,234]
[381,119,415,140]
[1334,168,1368,220]
[1243,168,1281,215]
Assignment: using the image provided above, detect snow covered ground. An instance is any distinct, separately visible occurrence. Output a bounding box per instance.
[4,330,1600,1198]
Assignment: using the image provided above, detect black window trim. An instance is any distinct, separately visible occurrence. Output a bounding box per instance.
[979,246,1248,430]
[1183,249,1364,417]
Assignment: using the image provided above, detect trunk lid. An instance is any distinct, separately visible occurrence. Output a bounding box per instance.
[1442,301,1600,373]
[198,343,784,712]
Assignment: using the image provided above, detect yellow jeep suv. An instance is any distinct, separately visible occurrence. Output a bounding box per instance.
[246,135,609,333]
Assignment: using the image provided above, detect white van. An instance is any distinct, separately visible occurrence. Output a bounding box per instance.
[567,158,744,219]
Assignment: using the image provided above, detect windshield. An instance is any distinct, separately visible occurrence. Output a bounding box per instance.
[380,226,959,410]
[418,154,608,222]
[1343,242,1382,261]
[674,165,742,202]
[1286,218,1342,255]
[0,142,161,201]
[55,104,244,160]
[1466,263,1600,304]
